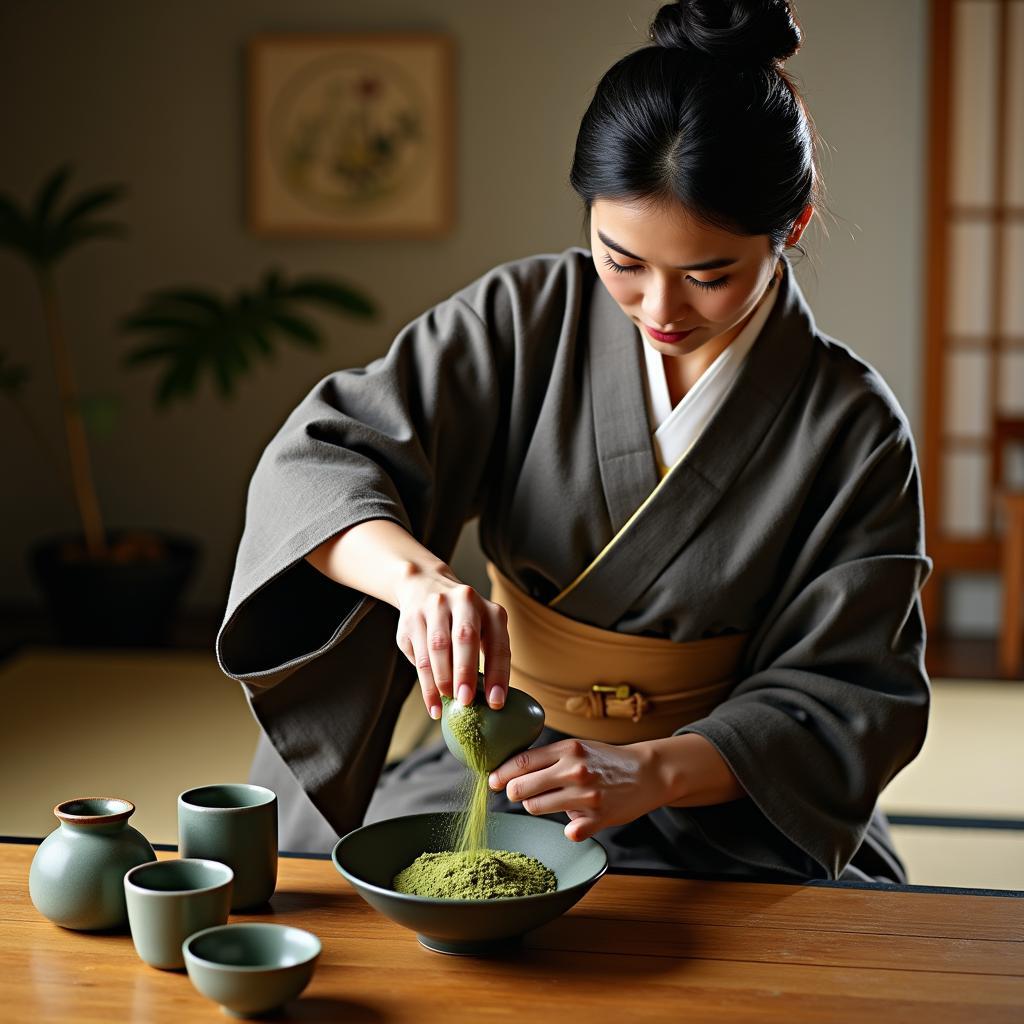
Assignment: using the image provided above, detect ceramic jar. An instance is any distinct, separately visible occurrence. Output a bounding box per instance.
[29,797,156,930]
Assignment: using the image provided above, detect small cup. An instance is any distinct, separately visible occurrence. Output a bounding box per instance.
[178,784,277,910]
[183,922,321,1018]
[124,858,233,969]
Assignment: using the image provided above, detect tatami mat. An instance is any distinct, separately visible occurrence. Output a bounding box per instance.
[0,647,438,846]
[879,680,1024,818]
[0,648,259,844]
[1,648,1020,892]
[888,826,1024,891]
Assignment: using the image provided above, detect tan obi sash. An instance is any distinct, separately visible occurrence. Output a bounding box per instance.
[486,561,748,743]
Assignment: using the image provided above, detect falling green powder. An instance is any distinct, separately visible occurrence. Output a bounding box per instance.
[392,695,556,900]
[447,694,490,855]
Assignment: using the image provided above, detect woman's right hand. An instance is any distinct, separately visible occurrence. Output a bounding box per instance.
[392,564,511,720]
[305,520,509,721]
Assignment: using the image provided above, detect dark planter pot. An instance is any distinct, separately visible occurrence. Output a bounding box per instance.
[29,529,201,647]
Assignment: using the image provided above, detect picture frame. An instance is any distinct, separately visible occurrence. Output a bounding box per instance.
[246,32,456,238]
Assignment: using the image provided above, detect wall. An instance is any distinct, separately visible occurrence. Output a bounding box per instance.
[3,1,969,630]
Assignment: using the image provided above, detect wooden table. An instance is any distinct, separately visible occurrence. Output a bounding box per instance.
[3,841,1022,1022]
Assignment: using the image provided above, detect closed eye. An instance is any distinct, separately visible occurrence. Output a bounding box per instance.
[601,253,729,291]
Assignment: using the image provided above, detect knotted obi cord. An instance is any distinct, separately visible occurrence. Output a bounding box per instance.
[486,561,749,744]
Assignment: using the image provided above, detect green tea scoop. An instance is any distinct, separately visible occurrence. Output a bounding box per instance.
[441,673,545,774]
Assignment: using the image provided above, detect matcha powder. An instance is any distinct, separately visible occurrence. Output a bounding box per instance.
[392,696,557,900]
[393,849,556,900]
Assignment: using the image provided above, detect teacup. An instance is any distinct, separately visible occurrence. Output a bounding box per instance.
[124,858,233,969]
[178,784,277,910]
[183,922,320,1017]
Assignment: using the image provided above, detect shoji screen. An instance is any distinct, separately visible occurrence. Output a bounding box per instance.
[922,0,1024,630]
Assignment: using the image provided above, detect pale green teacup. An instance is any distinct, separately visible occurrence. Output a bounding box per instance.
[178,784,277,911]
[124,858,233,969]
[184,922,321,1017]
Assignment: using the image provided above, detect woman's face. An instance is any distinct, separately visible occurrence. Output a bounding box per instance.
[590,197,786,358]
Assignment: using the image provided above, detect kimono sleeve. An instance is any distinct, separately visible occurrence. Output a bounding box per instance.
[673,412,933,880]
[215,292,510,689]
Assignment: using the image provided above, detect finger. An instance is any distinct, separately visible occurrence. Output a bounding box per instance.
[450,587,482,706]
[502,761,565,804]
[395,618,416,667]
[406,615,441,719]
[518,784,601,818]
[488,744,561,790]
[481,601,511,709]
[564,815,599,842]
[425,592,454,701]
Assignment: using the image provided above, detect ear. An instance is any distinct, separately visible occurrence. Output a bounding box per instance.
[786,205,814,246]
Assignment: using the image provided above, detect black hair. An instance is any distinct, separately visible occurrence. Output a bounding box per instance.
[569,0,822,259]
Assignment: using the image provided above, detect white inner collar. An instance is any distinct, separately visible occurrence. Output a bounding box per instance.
[640,279,780,468]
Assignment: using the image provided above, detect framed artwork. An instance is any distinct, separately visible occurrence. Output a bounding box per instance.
[246,32,456,238]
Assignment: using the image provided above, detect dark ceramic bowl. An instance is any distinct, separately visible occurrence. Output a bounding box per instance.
[331,811,608,955]
[183,922,320,1018]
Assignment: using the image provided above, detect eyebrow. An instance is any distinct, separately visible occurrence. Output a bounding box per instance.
[597,230,738,271]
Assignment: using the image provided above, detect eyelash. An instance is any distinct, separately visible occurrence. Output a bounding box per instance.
[601,253,730,291]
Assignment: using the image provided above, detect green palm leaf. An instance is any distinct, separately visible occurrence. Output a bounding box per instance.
[121,313,210,333]
[211,333,252,398]
[0,164,126,270]
[262,268,283,295]
[122,268,375,406]
[122,340,188,366]
[56,185,127,230]
[33,163,73,228]
[287,276,376,318]
[147,289,225,317]
[155,346,203,406]
[268,310,321,348]
[0,196,31,251]
[211,351,234,398]
[245,325,273,357]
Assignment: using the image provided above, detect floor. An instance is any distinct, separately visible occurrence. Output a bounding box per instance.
[0,647,439,845]
[879,680,1024,890]
[2,646,1020,891]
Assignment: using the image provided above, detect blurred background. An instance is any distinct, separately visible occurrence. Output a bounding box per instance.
[1,1,1022,889]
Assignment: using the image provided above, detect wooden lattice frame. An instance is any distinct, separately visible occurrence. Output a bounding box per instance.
[921,0,1023,631]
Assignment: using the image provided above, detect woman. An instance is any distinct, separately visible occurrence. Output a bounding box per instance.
[217,0,931,883]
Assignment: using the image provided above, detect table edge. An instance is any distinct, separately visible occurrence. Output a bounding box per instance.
[4,835,1021,899]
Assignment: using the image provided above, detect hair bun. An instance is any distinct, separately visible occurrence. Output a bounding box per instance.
[650,0,802,67]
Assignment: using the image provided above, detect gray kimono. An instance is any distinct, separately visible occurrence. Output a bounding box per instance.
[216,247,932,882]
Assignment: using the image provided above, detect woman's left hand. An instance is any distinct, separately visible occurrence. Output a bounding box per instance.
[488,737,667,842]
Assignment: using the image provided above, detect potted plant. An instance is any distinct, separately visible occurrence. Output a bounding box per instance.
[1,163,377,647]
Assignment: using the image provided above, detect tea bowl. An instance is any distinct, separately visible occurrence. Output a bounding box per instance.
[183,922,320,1018]
[332,810,607,955]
